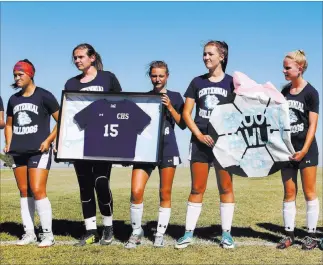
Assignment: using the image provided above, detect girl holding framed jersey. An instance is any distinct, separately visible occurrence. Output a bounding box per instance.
[124,61,186,249]
[64,43,122,246]
[175,41,236,249]
[277,50,320,250]
[4,59,59,247]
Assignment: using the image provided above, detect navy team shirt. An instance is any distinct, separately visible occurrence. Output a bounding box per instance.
[282,83,319,153]
[0,96,4,111]
[7,87,59,154]
[74,99,151,158]
[65,70,122,92]
[184,74,234,137]
[158,90,184,158]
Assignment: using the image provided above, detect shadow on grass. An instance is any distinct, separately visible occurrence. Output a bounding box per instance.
[257,223,323,244]
[1,220,321,244]
[145,221,281,243]
[0,219,133,242]
[0,222,24,238]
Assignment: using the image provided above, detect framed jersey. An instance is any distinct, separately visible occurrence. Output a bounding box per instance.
[55,91,165,164]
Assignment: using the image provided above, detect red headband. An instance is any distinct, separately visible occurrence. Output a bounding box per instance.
[13,62,35,78]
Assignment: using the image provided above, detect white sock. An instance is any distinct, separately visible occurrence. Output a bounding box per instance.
[35,197,52,233]
[283,201,296,232]
[306,198,319,234]
[130,203,143,235]
[185,202,202,231]
[156,207,171,236]
[220,202,235,232]
[102,215,113,227]
[84,216,97,231]
[20,197,35,233]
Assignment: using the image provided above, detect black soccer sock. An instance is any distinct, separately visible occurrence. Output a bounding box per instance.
[285,230,295,242]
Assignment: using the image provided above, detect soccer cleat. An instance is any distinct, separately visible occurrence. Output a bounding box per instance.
[276,236,294,249]
[100,226,114,245]
[318,238,323,250]
[301,236,318,250]
[38,232,55,248]
[124,228,144,249]
[16,232,37,246]
[175,231,193,249]
[220,231,235,249]
[74,230,99,246]
[153,235,165,248]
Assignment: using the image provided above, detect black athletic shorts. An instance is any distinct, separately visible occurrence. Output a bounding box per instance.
[12,148,53,170]
[133,155,181,175]
[188,139,223,169]
[288,150,319,169]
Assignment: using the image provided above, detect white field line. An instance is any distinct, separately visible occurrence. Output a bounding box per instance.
[0,238,276,247]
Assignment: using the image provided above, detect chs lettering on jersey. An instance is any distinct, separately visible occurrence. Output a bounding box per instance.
[74,99,151,158]
[6,87,59,155]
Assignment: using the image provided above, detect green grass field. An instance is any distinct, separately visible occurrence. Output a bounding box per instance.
[1,167,322,264]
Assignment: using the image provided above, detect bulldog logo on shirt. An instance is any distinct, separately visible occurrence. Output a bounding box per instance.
[17,111,32,126]
[205,95,219,109]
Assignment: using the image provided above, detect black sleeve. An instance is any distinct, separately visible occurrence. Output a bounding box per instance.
[64,77,79,91]
[131,101,151,134]
[230,80,235,93]
[281,83,291,96]
[175,92,185,113]
[74,103,93,130]
[111,73,122,92]
[64,78,72,91]
[0,96,3,111]
[6,97,13,117]
[43,91,60,115]
[307,88,319,114]
[184,79,197,99]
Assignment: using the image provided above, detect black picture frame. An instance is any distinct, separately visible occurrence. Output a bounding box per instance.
[55,90,165,165]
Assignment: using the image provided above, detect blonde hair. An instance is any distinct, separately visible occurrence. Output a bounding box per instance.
[285,49,308,73]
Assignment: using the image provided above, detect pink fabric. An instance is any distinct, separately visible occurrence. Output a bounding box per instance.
[233,71,286,104]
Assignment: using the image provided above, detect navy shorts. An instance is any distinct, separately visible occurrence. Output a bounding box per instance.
[133,156,181,175]
[12,148,53,170]
[188,140,223,169]
[288,150,319,169]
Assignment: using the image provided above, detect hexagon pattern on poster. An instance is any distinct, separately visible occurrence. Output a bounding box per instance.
[239,147,274,177]
[213,133,247,168]
[209,71,295,177]
[208,104,244,135]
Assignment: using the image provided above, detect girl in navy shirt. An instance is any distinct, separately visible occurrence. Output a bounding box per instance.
[125,61,186,248]
[277,50,320,250]
[64,43,122,246]
[5,59,59,247]
[175,41,236,249]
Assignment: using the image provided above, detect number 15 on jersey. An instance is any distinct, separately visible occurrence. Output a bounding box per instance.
[104,124,119,137]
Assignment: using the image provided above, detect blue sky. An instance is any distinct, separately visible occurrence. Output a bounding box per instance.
[1,1,322,166]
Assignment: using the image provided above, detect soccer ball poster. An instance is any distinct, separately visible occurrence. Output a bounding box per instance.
[208,71,295,177]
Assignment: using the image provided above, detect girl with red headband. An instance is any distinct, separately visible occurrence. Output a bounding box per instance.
[4,59,60,247]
